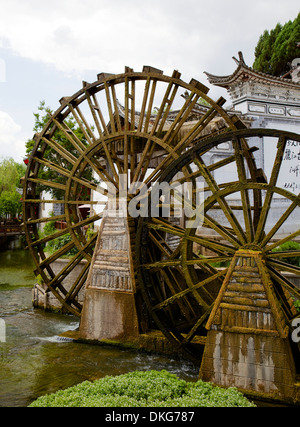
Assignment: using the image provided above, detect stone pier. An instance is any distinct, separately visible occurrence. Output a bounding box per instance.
[78,199,140,343]
[199,249,299,403]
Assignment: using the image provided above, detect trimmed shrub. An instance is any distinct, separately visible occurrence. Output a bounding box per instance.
[29,370,255,407]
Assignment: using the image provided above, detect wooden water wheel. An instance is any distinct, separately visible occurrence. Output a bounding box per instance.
[23,66,241,317]
[137,128,300,359]
[23,67,300,362]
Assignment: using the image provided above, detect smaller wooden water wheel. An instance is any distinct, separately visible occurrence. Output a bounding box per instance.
[137,128,300,359]
[23,66,240,317]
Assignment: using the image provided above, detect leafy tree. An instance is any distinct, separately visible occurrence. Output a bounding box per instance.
[0,191,22,219]
[0,158,25,195]
[253,13,300,76]
[0,158,25,221]
[253,24,282,74]
[25,101,97,200]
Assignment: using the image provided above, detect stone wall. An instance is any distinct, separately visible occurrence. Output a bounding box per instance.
[199,249,299,403]
[32,258,86,312]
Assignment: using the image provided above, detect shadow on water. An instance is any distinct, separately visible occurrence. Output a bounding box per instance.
[0,250,199,407]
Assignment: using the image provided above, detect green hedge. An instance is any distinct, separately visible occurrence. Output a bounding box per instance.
[29,370,255,407]
[272,241,300,267]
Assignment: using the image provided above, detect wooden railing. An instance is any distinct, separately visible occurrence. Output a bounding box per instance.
[0,223,24,236]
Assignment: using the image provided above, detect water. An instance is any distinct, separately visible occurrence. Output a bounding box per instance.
[0,249,199,407]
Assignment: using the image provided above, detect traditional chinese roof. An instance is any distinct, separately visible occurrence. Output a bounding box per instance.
[204,51,300,91]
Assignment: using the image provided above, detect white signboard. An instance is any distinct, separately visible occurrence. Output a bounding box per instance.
[280,139,300,194]
[264,138,300,196]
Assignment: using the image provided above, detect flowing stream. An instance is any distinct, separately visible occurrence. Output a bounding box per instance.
[0,246,199,407]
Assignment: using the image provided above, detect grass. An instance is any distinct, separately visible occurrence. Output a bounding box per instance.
[29,370,256,407]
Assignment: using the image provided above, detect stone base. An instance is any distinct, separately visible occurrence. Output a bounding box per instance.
[78,201,140,342]
[61,328,206,360]
[78,288,139,342]
[199,249,300,404]
[32,258,86,312]
[200,330,298,402]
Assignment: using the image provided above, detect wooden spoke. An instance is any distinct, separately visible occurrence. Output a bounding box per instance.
[202,213,241,248]
[266,229,300,252]
[267,259,300,276]
[39,241,76,269]
[32,156,72,178]
[268,250,300,259]
[143,97,228,186]
[65,262,90,304]
[28,227,70,248]
[162,91,201,146]
[268,267,300,309]
[147,220,236,255]
[232,137,254,242]
[25,214,66,225]
[254,136,287,244]
[186,256,232,266]
[172,97,226,153]
[262,199,299,247]
[137,76,152,132]
[66,104,96,145]
[24,198,100,205]
[27,177,66,192]
[153,270,227,311]
[104,82,118,134]
[180,307,214,346]
[41,136,78,165]
[52,117,87,153]
[84,89,106,138]
[193,153,247,244]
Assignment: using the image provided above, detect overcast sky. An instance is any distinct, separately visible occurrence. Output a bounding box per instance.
[0,0,299,162]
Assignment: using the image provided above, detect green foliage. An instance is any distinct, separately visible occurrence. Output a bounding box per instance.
[272,241,300,267]
[26,101,97,200]
[42,218,56,236]
[294,299,300,313]
[0,191,22,219]
[0,158,25,220]
[86,224,97,241]
[39,214,78,257]
[197,252,230,268]
[0,157,26,195]
[197,97,211,107]
[46,233,78,257]
[253,13,300,76]
[29,370,255,407]
[272,241,300,312]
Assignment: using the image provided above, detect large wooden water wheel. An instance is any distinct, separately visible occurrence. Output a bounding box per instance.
[137,128,300,359]
[23,66,241,317]
[23,67,300,363]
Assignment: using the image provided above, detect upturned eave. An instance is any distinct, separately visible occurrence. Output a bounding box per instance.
[204,51,300,90]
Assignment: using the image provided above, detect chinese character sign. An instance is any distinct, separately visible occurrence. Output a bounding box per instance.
[280,140,300,194]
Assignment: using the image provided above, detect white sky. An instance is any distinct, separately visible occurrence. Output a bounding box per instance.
[0,0,299,162]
